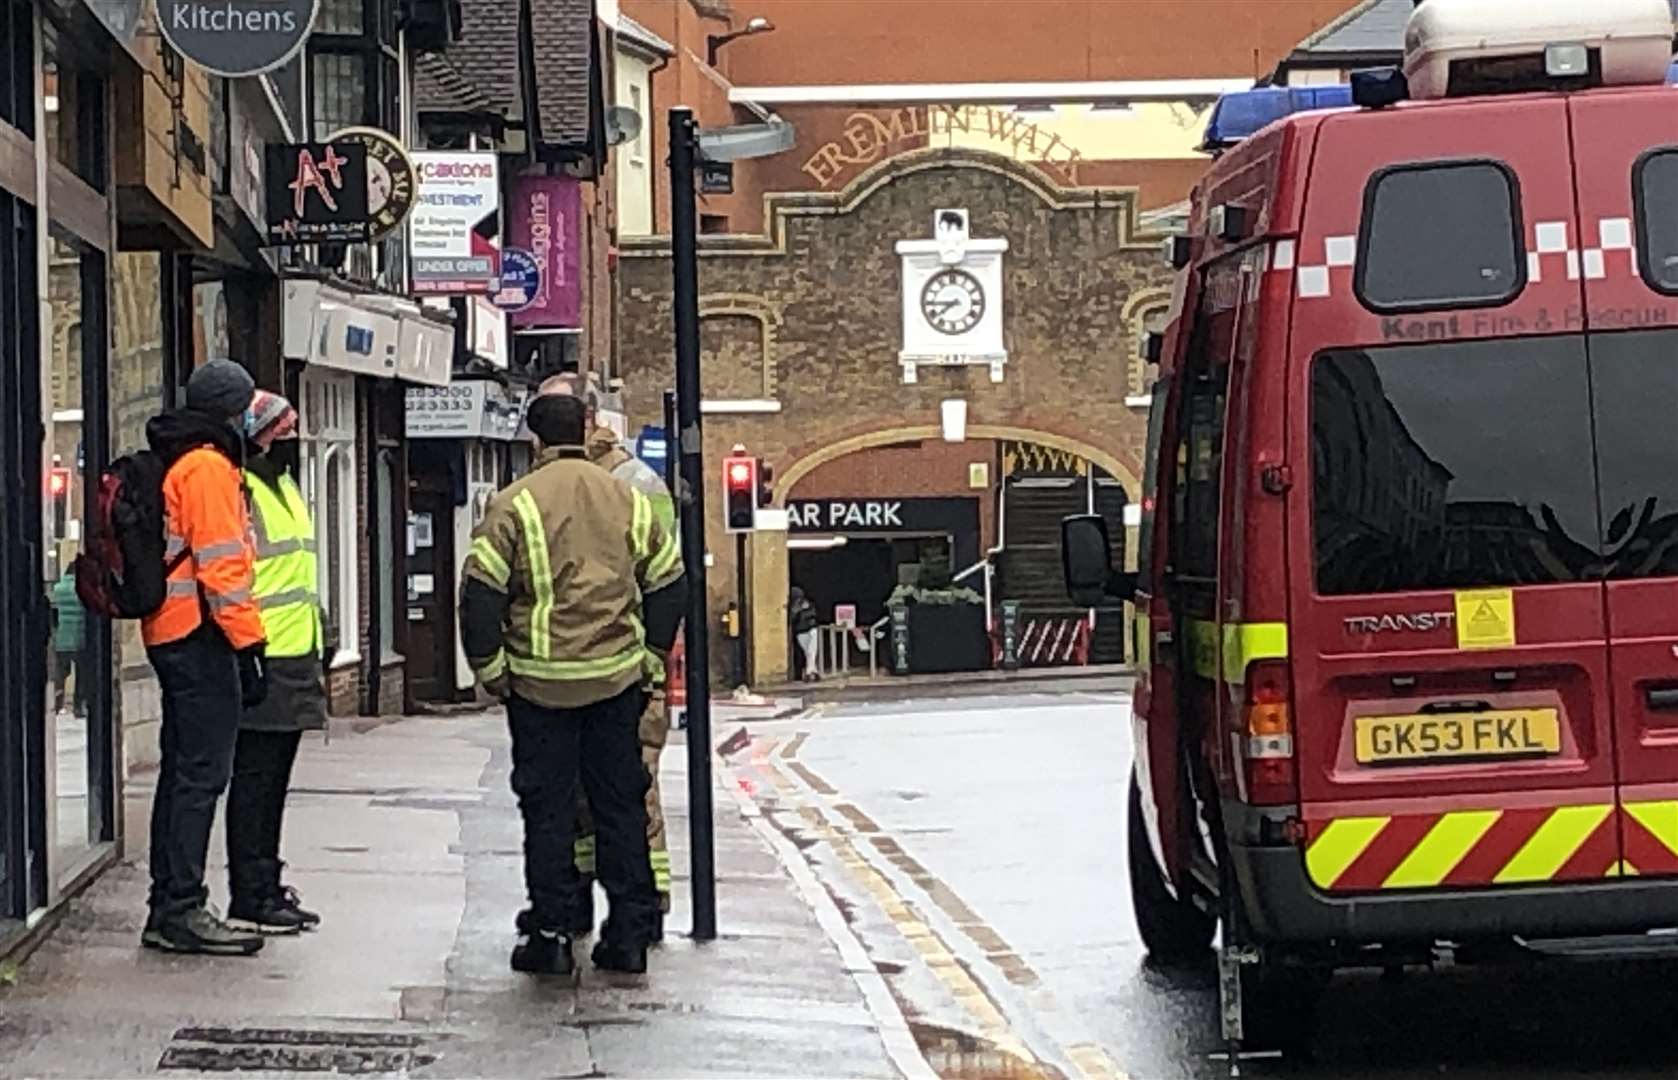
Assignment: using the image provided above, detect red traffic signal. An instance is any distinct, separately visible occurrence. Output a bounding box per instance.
[48,468,69,497]
[723,454,757,532]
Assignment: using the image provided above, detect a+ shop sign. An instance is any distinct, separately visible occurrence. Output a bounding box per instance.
[328,127,416,241]
[155,0,318,78]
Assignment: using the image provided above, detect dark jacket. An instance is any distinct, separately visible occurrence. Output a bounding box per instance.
[239,654,327,732]
[790,596,819,636]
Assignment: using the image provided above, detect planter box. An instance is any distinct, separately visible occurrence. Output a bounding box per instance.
[905,603,990,674]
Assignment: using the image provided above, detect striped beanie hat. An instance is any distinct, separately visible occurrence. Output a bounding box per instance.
[247,389,299,449]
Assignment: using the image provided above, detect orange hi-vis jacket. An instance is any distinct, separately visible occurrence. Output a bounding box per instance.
[140,445,267,650]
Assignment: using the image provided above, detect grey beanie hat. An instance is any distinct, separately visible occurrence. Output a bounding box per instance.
[186,359,256,422]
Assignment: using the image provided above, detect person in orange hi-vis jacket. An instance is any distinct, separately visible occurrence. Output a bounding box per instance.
[138,359,271,958]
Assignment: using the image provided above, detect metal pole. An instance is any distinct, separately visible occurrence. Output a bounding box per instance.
[662,389,678,494]
[735,532,748,688]
[671,107,717,943]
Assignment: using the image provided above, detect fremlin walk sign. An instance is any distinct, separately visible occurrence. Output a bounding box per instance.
[155,0,318,78]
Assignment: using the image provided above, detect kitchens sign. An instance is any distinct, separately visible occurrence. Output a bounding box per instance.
[155,0,318,78]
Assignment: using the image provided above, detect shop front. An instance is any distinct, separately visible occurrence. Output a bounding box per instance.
[281,277,452,717]
[1,0,128,950]
[404,377,527,705]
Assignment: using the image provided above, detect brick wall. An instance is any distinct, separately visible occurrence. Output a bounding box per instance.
[791,438,1000,550]
[618,151,1168,677]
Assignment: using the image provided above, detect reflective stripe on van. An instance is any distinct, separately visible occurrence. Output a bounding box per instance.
[1305,802,1625,892]
[1185,619,1289,684]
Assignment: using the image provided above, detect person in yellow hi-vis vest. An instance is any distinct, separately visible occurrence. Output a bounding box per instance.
[224,391,327,937]
[537,373,677,940]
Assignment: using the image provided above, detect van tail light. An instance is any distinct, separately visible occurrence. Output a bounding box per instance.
[1242,660,1299,807]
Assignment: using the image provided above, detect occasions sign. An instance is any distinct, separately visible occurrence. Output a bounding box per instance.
[505,175,581,328]
[155,0,318,78]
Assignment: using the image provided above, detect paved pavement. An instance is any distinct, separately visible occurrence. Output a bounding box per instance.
[726,690,1678,1080]
[18,688,1678,1079]
[0,707,921,1079]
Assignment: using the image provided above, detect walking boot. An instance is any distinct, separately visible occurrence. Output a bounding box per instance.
[227,891,308,936]
[278,884,321,931]
[154,906,265,956]
[592,937,648,975]
[511,921,576,976]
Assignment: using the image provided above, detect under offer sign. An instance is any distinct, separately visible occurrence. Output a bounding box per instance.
[409,151,500,295]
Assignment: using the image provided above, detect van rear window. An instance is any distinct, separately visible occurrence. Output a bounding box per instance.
[1312,338,1599,596]
[1356,162,1524,313]
[1636,151,1678,294]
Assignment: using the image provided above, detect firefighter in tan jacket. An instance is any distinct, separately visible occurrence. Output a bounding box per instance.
[460,394,686,978]
[537,373,679,936]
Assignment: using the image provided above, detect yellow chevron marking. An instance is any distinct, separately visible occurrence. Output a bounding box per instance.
[1306,817,1389,888]
[1625,800,1678,858]
[1608,859,1639,878]
[1494,804,1612,884]
[1383,810,1502,889]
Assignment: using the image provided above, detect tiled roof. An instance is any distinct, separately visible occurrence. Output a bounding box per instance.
[446,0,524,120]
[529,0,595,147]
[1292,0,1409,59]
[413,52,495,116]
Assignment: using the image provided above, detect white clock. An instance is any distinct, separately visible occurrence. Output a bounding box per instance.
[920,269,986,335]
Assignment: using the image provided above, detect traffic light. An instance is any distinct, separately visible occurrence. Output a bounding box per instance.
[757,461,774,510]
[723,453,757,532]
[48,467,70,536]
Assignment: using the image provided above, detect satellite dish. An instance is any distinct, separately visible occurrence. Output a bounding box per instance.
[606,105,643,147]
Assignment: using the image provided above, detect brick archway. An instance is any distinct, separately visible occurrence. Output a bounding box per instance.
[776,424,1142,504]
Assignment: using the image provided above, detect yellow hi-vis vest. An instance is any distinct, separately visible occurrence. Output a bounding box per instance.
[245,469,322,659]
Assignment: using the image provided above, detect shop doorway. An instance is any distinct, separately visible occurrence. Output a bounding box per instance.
[406,444,459,703]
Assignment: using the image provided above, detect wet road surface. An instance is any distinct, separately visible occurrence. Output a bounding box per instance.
[727,690,1678,1080]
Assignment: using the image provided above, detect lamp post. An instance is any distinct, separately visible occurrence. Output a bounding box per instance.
[706,16,774,66]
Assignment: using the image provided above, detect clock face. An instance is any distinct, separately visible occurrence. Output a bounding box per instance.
[920,269,986,336]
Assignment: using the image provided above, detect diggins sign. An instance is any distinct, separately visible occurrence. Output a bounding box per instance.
[506,175,581,329]
[155,0,318,78]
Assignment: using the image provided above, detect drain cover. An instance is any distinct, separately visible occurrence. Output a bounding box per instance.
[159,1027,435,1074]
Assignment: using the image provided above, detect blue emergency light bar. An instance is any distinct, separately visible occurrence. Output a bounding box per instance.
[1201,85,1355,152]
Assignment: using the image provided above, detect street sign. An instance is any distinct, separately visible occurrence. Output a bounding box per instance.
[155,0,318,78]
[492,248,542,311]
[700,160,734,195]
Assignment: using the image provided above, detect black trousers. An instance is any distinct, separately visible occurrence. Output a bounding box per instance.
[507,685,658,946]
[226,729,303,904]
[146,624,242,919]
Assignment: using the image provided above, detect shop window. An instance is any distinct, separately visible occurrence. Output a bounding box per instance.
[0,0,33,138]
[42,33,108,191]
[301,369,359,666]
[44,226,113,882]
[1128,305,1168,402]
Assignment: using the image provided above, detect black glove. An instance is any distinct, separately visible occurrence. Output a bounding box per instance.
[237,644,269,709]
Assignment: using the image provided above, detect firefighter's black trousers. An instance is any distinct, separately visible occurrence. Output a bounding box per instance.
[506,685,658,946]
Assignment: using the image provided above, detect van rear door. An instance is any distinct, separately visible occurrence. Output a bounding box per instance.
[1285,100,1618,895]
[1570,91,1678,875]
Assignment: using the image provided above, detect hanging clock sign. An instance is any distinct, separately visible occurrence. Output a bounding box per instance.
[327,127,417,240]
[155,0,319,78]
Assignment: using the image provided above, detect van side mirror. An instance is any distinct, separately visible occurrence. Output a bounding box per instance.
[1062,514,1136,606]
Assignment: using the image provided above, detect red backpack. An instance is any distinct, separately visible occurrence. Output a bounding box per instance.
[73,451,188,619]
